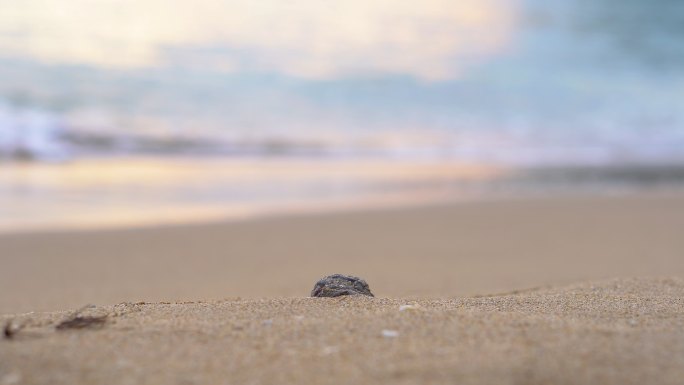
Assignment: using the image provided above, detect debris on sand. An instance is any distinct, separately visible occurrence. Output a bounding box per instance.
[381,329,399,338]
[55,315,107,330]
[55,305,108,331]
[311,274,374,297]
[3,320,24,339]
[399,304,420,311]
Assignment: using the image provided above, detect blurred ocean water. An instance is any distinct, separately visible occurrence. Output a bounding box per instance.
[0,0,682,165]
[1,0,684,230]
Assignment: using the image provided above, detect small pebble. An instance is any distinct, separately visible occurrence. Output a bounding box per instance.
[382,329,399,338]
[399,304,419,311]
[311,274,374,297]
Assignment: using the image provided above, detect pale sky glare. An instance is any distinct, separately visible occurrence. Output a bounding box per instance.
[0,0,518,80]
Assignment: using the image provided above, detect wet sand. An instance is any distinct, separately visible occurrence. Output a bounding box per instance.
[1,192,684,384]
[0,157,500,233]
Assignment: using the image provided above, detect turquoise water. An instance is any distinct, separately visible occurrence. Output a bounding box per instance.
[0,0,682,165]
[1,0,684,231]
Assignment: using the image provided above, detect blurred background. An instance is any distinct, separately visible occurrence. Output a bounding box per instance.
[1,0,683,232]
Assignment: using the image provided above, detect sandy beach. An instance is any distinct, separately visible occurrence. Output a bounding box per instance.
[3,0,684,383]
[2,278,684,385]
[2,192,684,314]
[2,192,684,384]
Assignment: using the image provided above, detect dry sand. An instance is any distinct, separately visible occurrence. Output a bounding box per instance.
[1,192,684,313]
[2,278,684,385]
[1,192,684,384]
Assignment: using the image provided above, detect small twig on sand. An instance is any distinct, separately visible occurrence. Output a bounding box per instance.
[3,319,24,339]
[55,305,108,331]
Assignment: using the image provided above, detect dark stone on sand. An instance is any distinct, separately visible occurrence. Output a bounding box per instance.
[311,274,374,297]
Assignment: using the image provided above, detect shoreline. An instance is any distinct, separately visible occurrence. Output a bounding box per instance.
[3,157,684,235]
[0,156,503,234]
[2,182,683,237]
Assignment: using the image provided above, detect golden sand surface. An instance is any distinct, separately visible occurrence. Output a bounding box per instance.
[2,278,683,385]
[1,193,684,384]
[1,192,684,314]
